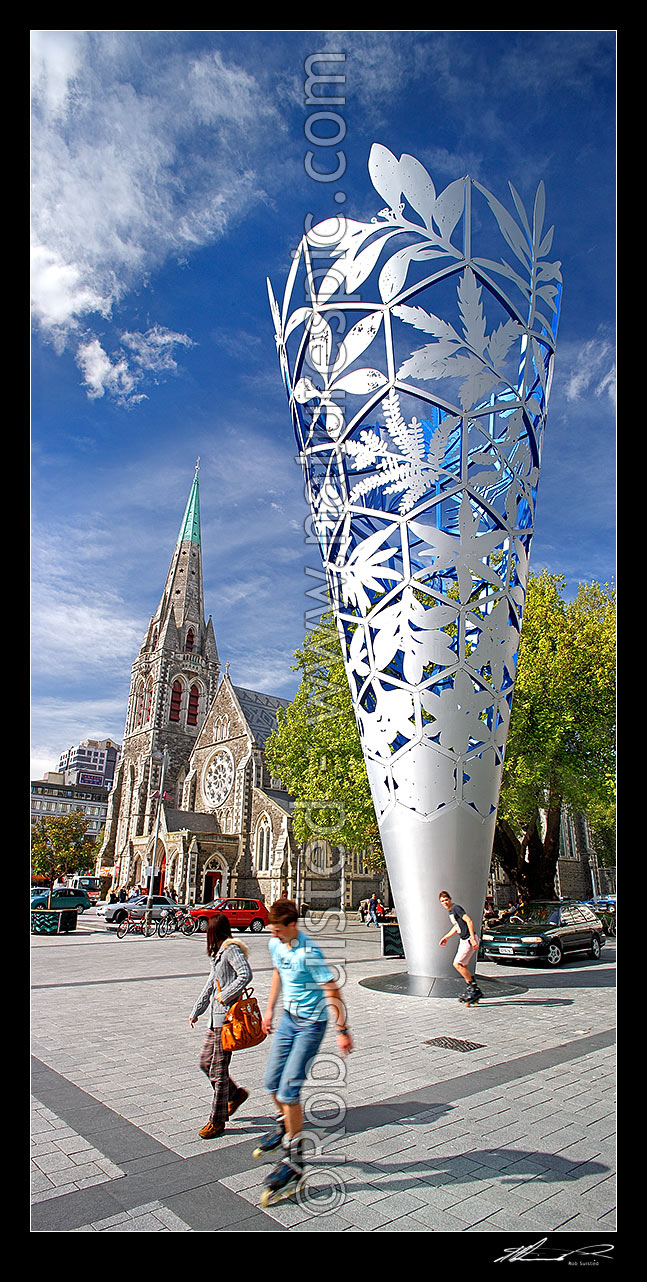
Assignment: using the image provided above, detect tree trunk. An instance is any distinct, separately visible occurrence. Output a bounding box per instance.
[494,800,564,901]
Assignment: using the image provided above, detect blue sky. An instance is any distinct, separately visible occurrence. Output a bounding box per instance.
[30,29,616,778]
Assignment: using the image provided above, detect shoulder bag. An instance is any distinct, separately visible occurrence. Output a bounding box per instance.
[218,982,267,1052]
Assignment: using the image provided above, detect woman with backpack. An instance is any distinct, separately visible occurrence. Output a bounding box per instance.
[189,912,252,1139]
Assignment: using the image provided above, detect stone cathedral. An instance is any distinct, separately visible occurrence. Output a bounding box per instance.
[97,466,380,911]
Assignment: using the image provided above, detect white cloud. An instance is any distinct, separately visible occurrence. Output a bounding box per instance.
[30,32,279,400]
[31,695,129,779]
[75,338,142,402]
[122,325,195,375]
[563,336,616,407]
[31,523,147,680]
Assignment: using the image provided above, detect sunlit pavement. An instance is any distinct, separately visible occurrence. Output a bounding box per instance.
[31,911,615,1235]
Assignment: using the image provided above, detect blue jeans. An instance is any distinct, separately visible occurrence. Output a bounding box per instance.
[264,1010,328,1104]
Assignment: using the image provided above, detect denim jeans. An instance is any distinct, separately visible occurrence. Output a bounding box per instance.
[264,1010,328,1104]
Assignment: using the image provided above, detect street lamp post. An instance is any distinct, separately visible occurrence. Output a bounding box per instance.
[145,746,168,927]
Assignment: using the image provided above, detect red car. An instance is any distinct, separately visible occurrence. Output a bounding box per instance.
[191,897,268,933]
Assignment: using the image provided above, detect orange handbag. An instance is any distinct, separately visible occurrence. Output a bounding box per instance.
[218,984,267,1052]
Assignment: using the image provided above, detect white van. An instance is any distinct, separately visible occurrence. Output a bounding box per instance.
[68,875,102,904]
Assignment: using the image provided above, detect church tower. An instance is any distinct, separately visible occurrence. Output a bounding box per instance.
[98,463,220,880]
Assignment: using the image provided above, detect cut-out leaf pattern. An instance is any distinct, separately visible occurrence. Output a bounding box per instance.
[345,389,459,513]
[268,144,561,822]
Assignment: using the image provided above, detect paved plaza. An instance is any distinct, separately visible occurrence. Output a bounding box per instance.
[30,912,616,1239]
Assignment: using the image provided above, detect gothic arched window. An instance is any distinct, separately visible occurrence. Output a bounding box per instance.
[215,716,230,742]
[186,628,195,653]
[256,818,272,873]
[134,682,145,728]
[187,684,200,726]
[169,680,182,722]
[144,680,154,724]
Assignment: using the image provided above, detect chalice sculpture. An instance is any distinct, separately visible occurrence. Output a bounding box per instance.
[268,145,561,981]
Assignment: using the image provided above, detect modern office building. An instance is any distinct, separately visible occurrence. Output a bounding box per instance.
[57,739,121,790]
[31,775,110,843]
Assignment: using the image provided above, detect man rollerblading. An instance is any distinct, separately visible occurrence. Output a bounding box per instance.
[438,891,482,1006]
[253,1114,286,1160]
[257,899,353,1207]
[459,979,484,1006]
[260,1135,305,1207]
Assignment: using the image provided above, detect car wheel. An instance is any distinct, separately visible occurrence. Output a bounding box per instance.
[546,941,564,967]
[250,918,264,933]
[590,934,602,959]
[198,918,208,932]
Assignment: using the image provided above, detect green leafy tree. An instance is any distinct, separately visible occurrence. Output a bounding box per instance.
[267,575,615,899]
[266,611,384,868]
[31,810,95,906]
[494,573,615,897]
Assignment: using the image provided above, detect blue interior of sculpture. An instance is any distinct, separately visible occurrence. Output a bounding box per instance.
[268,148,561,822]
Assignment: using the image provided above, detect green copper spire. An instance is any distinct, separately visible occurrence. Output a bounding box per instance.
[177,460,201,547]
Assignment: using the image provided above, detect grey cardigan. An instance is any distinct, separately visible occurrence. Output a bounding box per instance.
[190,939,253,1030]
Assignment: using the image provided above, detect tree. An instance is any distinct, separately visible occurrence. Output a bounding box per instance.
[267,574,616,899]
[493,573,615,897]
[31,810,95,906]
[265,611,384,867]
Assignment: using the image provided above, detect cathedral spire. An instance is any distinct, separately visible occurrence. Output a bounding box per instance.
[176,459,201,548]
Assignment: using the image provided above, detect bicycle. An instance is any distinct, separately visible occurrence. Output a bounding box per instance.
[157,907,197,937]
[116,912,157,939]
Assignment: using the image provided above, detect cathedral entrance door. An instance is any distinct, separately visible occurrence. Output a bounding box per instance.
[204,872,222,903]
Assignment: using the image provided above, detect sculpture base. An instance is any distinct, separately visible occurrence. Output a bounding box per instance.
[359,972,527,999]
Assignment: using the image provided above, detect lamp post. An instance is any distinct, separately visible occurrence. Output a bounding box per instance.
[145,746,168,927]
[268,144,562,983]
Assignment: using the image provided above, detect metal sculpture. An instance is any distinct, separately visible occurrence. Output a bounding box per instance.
[268,145,561,978]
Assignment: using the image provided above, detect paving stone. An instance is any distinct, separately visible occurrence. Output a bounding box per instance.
[30,924,616,1236]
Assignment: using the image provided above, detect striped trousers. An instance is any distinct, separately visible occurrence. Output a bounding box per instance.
[199,1029,241,1127]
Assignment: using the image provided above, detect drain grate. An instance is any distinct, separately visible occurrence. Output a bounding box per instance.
[425,1036,485,1052]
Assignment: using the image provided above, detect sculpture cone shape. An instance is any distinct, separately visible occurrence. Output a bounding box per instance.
[269,145,561,978]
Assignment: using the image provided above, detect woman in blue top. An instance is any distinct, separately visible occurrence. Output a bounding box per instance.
[255,899,352,1202]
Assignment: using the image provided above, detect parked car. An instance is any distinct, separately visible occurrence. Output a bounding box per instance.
[100,894,187,926]
[31,887,92,913]
[68,875,102,905]
[190,897,268,934]
[480,900,606,967]
[582,897,616,936]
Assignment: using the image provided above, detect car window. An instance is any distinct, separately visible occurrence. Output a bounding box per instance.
[508,904,559,926]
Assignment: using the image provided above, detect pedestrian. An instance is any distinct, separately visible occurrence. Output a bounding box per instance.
[189,912,252,1139]
[255,899,353,1204]
[438,890,483,1004]
[366,892,379,927]
[482,896,497,925]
